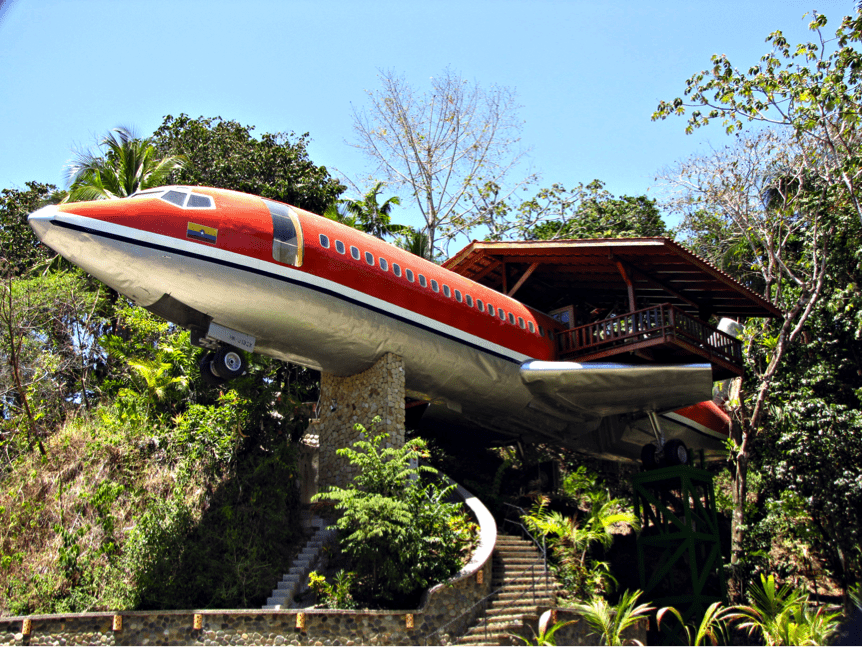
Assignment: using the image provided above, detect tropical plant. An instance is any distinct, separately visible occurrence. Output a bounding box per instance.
[340,181,407,240]
[523,467,638,599]
[312,420,475,606]
[656,601,731,646]
[510,609,578,646]
[65,127,186,201]
[573,589,654,646]
[726,573,842,646]
[397,228,433,260]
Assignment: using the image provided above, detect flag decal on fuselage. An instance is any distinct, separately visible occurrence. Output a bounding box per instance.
[187,222,218,244]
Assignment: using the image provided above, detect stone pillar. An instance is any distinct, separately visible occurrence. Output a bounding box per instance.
[316,352,406,491]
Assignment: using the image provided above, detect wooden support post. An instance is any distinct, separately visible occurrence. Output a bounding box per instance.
[614,260,637,312]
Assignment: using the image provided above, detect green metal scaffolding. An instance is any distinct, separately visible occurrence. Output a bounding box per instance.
[633,464,726,624]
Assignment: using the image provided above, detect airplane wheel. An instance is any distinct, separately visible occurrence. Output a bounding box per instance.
[199,352,227,387]
[641,443,662,470]
[663,439,689,466]
[212,346,247,380]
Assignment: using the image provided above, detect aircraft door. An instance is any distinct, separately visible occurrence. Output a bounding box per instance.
[265,199,304,267]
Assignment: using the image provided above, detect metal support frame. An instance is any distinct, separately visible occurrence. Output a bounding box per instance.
[633,465,726,626]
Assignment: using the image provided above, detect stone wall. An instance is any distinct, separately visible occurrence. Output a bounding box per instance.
[313,353,406,491]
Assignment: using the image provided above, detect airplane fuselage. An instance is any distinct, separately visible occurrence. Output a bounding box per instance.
[29,186,729,461]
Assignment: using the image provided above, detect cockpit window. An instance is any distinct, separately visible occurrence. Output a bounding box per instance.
[187,193,214,209]
[264,199,303,267]
[161,190,187,207]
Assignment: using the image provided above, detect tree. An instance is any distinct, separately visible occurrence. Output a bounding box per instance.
[0,182,58,276]
[65,127,186,201]
[658,127,858,597]
[652,10,861,221]
[653,9,861,599]
[312,423,475,606]
[522,180,668,241]
[324,181,408,240]
[351,67,533,257]
[153,114,345,214]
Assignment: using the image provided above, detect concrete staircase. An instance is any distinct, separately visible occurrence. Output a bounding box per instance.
[262,512,336,610]
[458,533,560,646]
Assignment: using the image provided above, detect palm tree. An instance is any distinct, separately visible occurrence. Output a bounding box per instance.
[64,127,186,201]
[341,181,407,239]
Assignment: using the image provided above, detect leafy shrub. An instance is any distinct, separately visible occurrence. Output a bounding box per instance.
[313,420,476,607]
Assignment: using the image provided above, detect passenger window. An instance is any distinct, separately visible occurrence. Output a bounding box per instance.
[351,246,360,260]
[335,240,345,254]
[392,263,402,277]
[419,274,427,288]
[431,279,439,293]
[379,257,388,271]
[319,234,330,249]
[465,295,473,307]
[498,308,506,320]
[477,298,484,311]
[365,251,374,266]
[455,290,463,303]
[539,326,545,337]
[528,321,536,333]
[508,313,515,325]
[265,199,304,267]
[487,303,495,316]
[518,317,526,329]
[406,269,415,283]
[443,285,451,298]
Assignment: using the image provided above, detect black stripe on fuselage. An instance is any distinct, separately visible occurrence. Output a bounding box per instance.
[51,219,525,365]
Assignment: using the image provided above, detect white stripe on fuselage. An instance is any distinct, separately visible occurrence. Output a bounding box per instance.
[51,212,533,366]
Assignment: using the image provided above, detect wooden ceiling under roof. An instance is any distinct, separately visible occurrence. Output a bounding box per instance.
[443,238,782,320]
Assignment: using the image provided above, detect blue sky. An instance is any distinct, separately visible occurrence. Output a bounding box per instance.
[0,0,855,234]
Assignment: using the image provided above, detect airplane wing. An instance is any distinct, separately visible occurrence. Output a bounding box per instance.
[520,361,714,421]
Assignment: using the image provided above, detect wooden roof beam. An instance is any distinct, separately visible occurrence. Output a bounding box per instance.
[507,262,540,298]
[612,255,701,311]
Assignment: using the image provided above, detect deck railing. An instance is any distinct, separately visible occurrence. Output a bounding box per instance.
[556,303,742,368]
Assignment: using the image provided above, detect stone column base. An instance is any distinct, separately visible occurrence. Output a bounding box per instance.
[314,352,406,491]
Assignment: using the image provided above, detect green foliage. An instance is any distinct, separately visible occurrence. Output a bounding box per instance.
[726,574,842,646]
[313,421,476,607]
[326,181,407,240]
[65,127,186,201]
[653,9,860,217]
[657,601,731,646]
[572,589,654,646]
[153,114,345,215]
[308,570,358,609]
[523,467,637,599]
[525,180,668,241]
[0,182,58,276]
[510,613,578,646]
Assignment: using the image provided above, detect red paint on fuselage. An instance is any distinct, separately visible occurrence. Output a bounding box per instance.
[60,186,558,362]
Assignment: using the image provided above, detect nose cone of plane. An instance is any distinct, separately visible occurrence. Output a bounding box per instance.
[28,204,60,242]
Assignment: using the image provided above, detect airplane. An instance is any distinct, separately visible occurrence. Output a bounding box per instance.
[28,185,764,466]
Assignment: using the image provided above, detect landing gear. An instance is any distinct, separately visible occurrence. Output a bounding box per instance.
[640,439,689,470]
[198,345,247,386]
[663,439,689,466]
[641,443,662,470]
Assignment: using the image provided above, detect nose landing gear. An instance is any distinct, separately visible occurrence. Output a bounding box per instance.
[199,345,248,386]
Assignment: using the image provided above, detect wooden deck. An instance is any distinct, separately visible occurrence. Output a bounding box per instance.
[556,303,743,380]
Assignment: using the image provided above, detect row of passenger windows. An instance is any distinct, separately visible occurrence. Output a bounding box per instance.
[319,233,557,339]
